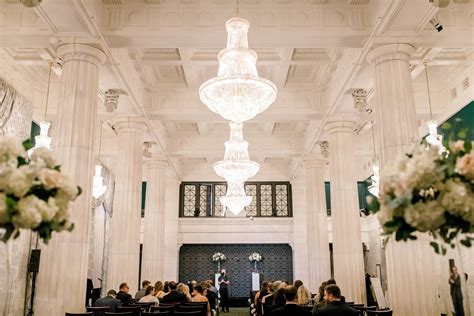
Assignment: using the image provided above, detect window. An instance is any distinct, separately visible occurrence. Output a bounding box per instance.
[179,182,292,217]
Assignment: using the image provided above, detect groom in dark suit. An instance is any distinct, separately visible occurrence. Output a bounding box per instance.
[272,286,310,316]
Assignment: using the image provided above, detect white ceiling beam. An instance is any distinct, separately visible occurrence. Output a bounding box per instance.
[178,48,198,89]
[273,48,294,89]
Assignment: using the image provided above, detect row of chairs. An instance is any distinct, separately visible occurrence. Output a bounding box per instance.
[346,304,392,316]
[66,301,208,316]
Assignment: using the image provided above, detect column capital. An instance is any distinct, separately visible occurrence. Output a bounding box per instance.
[303,156,328,169]
[366,43,415,66]
[324,117,358,134]
[57,43,106,66]
[145,157,168,169]
[113,119,149,135]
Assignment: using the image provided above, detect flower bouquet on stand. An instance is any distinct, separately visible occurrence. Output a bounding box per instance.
[212,252,227,272]
[367,134,473,254]
[249,252,263,272]
[0,137,81,243]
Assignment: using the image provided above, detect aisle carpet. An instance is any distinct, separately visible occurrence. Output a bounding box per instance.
[221,307,249,316]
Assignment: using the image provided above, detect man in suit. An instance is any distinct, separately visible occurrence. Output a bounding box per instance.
[271,286,310,316]
[116,282,132,305]
[94,289,121,312]
[135,280,151,301]
[162,281,188,304]
[449,266,465,316]
[317,285,358,316]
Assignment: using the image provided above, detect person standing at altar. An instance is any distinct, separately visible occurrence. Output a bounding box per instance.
[219,269,230,313]
[449,266,464,316]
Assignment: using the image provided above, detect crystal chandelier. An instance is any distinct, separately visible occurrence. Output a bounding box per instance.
[220,181,252,215]
[199,17,277,123]
[214,122,260,183]
[92,122,107,199]
[423,62,446,154]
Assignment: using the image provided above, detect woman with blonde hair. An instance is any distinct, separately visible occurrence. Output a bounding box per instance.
[154,281,166,299]
[296,284,312,305]
[177,282,192,302]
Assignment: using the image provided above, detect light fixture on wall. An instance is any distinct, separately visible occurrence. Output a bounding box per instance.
[92,121,107,199]
[33,61,53,152]
[368,121,379,197]
[423,62,446,154]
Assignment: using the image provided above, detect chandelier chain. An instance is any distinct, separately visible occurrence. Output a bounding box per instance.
[423,61,433,120]
[44,61,53,120]
[236,0,240,17]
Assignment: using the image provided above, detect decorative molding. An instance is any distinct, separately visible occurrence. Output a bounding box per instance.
[351,88,368,112]
[104,89,120,113]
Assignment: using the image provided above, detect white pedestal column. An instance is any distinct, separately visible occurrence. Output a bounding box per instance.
[367,43,439,316]
[304,158,331,292]
[325,119,365,304]
[107,120,148,294]
[141,158,168,283]
[35,44,106,315]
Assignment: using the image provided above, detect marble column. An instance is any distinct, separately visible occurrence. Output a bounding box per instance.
[141,158,168,283]
[367,43,439,316]
[325,118,365,304]
[304,157,331,292]
[35,44,106,315]
[107,120,148,294]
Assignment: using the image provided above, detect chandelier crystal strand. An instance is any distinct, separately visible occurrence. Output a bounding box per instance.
[368,121,380,197]
[92,122,107,198]
[423,62,446,154]
[220,181,252,215]
[199,17,277,123]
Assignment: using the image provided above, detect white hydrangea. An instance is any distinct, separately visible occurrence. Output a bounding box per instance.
[38,168,62,190]
[440,180,473,223]
[212,252,227,262]
[249,252,262,262]
[6,168,32,197]
[403,200,446,232]
[59,174,79,200]
[0,137,25,159]
[455,150,474,181]
[0,193,8,224]
[30,147,56,168]
[12,195,43,229]
[37,197,59,221]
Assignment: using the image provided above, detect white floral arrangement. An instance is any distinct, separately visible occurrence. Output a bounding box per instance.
[0,137,81,243]
[367,134,474,254]
[212,252,227,262]
[248,252,263,262]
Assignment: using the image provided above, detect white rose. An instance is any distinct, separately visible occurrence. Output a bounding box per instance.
[449,140,465,153]
[440,180,472,220]
[0,193,8,224]
[455,151,474,180]
[6,168,31,197]
[30,147,56,168]
[404,200,446,232]
[12,195,42,228]
[37,197,59,221]
[58,175,79,200]
[38,168,62,190]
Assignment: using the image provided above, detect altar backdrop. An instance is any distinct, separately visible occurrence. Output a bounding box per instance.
[179,244,293,298]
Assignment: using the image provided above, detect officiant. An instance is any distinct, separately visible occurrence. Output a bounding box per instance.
[218,269,230,313]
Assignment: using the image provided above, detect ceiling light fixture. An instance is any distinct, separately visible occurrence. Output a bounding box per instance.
[33,61,53,152]
[423,62,446,154]
[368,121,379,197]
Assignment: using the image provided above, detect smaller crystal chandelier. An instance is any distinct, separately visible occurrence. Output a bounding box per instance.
[220,181,252,215]
[92,122,107,199]
[423,62,446,154]
[368,121,380,197]
[33,61,54,151]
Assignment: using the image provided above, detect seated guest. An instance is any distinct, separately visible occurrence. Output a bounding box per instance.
[135,280,151,300]
[177,282,192,301]
[271,286,310,316]
[116,283,132,305]
[94,289,121,312]
[139,286,160,305]
[312,282,327,316]
[273,287,287,309]
[206,280,217,313]
[254,281,269,307]
[294,280,303,290]
[316,285,358,316]
[325,279,345,303]
[297,284,312,305]
[164,281,170,294]
[162,281,187,304]
[192,285,210,316]
[154,281,166,299]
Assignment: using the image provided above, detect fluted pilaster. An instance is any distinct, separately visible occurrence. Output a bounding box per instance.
[325,118,365,304]
[304,157,331,292]
[35,44,106,315]
[367,44,439,316]
[107,120,148,294]
[141,158,168,283]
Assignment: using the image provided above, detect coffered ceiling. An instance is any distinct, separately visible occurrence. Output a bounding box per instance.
[0,0,472,180]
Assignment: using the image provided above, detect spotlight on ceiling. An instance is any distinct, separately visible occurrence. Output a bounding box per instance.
[21,0,42,7]
[429,17,443,32]
[429,0,450,8]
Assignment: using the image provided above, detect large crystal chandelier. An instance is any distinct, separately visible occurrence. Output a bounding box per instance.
[423,62,446,154]
[199,17,277,123]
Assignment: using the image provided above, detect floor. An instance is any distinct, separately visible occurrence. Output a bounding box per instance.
[218,307,249,316]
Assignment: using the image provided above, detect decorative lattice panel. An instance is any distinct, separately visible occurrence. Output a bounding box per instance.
[244,184,257,217]
[183,185,196,216]
[260,185,273,216]
[199,185,209,216]
[179,244,293,298]
[214,184,227,217]
[275,185,289,216]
